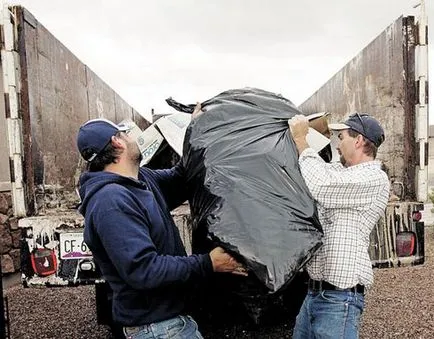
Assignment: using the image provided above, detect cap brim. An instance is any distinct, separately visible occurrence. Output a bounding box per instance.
[328,123,350,130]
[117,124,131,132]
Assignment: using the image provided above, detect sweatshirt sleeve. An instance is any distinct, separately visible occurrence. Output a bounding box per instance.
[143,162,188,210]
[92,189,213,290]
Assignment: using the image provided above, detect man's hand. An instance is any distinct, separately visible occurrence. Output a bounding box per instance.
[288,114,309,139]
[209,247,248,276]
[288,114,310,155]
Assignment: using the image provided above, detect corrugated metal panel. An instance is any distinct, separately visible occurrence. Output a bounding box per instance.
[299,16,417,200]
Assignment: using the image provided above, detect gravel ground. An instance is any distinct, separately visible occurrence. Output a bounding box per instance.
[360,226,434,339]
[4,226,434,339]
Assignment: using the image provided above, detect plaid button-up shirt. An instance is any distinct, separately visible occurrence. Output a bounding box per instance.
[299,148,390,289]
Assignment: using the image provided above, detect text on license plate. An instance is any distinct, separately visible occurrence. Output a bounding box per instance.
[59,232,92,260]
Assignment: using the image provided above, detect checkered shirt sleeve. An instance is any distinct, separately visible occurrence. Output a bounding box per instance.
[298,148,390,289]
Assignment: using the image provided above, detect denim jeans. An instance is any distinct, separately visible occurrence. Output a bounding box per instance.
[293,289,365,339]
[122,315,203,339]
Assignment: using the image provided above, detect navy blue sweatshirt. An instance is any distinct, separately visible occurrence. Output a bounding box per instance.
[78,165,213,326]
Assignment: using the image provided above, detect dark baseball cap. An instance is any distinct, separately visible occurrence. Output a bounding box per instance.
[329,113,385,147]
[76,118,130,162]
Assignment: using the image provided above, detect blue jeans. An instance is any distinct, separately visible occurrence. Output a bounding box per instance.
[122,315,203,339]
[293,290,365,339]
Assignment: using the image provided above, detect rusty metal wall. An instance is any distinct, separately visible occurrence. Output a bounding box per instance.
[299,16,417,201]
[16,7,149,212]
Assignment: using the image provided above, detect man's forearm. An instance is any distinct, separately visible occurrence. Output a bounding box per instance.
[293,136,310,156]
[288,115,310,156]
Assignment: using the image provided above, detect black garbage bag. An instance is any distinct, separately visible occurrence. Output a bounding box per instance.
[167,88,323,322]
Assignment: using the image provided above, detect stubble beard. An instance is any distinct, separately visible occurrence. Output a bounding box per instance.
[128,142,143,166]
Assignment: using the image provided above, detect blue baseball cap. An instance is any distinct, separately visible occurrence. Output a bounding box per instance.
[77,118,130,162]
[329,113,385,147]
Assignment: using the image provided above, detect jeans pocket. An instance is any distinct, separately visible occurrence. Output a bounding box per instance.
[123,326,150,339]
[166,316,187,338]
[319,290,351,304]
[186,316,198,328]
[186,316,203,339]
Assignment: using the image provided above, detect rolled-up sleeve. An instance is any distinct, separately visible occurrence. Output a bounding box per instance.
[298,148,389,209]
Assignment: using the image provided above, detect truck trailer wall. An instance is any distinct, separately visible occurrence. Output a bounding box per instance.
[0,63,10,193]
[298,16,418,200]
[15,7,150,214]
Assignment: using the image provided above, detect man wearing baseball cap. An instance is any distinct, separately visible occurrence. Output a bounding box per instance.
[76,113,246,338]
[77,118,131,163]
[329,112,385,148]
[288,113,390,338]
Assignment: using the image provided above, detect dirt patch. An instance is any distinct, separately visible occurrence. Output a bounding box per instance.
[4,227,434,338]
[360,226,434,339]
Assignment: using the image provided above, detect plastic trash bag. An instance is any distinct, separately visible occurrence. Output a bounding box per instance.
[167,88,323,295]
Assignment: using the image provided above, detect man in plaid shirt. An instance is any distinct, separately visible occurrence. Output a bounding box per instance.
[289,113,390,339]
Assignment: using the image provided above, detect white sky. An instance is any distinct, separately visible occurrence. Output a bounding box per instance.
[12,0,434,122]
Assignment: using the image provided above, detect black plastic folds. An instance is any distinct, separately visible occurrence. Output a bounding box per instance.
[167,88,323,293]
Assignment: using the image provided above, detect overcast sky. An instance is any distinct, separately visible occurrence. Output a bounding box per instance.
[13,0,434,122]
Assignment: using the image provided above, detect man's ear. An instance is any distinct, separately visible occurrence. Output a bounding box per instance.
[355,134,365,148]
[111,134,125,149]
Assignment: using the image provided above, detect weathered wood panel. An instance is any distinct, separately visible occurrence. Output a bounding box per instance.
[21,8,89,194]
[17,7,144,211]
[86,69,117,121]
[133,108,151,130]
[299,16,417,200]
[19,8,41,213]
[114,92,132,122]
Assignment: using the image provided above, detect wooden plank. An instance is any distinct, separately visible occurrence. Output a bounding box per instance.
[18,7,38,213]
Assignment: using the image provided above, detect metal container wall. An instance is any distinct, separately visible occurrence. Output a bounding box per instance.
[299,16,418,200]
[15,7,150,212]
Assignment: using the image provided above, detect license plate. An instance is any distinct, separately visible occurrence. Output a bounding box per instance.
[59,232,92,259]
